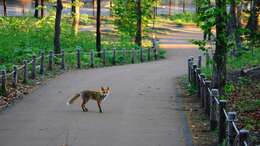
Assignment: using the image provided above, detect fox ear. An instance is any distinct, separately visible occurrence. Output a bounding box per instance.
[107,87,110,90]
[101,86,105,91]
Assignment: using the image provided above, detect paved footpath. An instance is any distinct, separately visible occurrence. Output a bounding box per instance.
[0,26,202,146]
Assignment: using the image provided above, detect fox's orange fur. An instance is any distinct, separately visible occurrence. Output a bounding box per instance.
[67,86,110,113]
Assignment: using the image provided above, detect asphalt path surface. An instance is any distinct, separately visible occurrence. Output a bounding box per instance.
[0,26,202,146]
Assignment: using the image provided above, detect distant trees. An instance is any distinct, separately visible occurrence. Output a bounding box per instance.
[168,0,172,16]
[112,0,156,47]
[34,0,44,18]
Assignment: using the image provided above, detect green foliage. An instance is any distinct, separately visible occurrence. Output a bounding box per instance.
[0,16,96,71]
[237,99,260,112]
[112,0,156,39]
[191,40,208,52]
[227,47,260,71]
[224,82,234,96]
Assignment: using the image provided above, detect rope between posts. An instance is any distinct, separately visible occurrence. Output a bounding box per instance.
[244,141,248,146]
[232,121,240,134]
[214,96,220,105]
[223,109,228,119]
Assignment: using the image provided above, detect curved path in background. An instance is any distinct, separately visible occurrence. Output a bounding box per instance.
[0,26,202,146]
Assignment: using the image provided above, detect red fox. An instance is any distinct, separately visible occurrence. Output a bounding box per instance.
[67,86,111,113]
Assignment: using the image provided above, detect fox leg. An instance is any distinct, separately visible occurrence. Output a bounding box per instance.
[97,101,102,113]
[81,99,88,112]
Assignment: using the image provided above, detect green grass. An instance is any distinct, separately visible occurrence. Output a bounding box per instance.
[168,12,197,25]
[227,48,260,71]
[0,16,145,71]
[0,16,96,71]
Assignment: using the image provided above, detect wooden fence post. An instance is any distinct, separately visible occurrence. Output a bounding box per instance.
[192,65,197,86]
[123,49,127,64]
[112,48,116,65]
[148,48,151,61]
[198,56,202,69]
[218,100,227,144]
[12,66,18,88]
[40,51,44,75]
[77,48,81,69]
[48,51,53,71]
[61,50,65,69]
[196,68,201,96]
[239,129,249,146]
[204,80,211,116]
[210,89,219,130]
[199,74,205,99]
[1,70,7,96]
[131,49,135,64]
[102,49,106,65]
[188,56,194,82]
[188,58,191,82]
[154,47,158,60]
[23,60,28,83]
[140,48,143,62]
[227,112,237,146]
[90,49,94,67]
[31,55,36,79]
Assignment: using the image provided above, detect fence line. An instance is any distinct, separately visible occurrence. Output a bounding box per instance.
[188,56,250,146]
[0,47,160,97]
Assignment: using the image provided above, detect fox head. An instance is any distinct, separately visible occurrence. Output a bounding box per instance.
[100,86,111,96]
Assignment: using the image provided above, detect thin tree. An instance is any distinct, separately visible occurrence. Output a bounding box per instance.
[110,0,112,16]
[72,0,80,35]
[54,0,63,54]
[92,0,95,16]
[71,0,76,15]
[212,0,228,93]
[228,0,242,55]
[34,0,39,18]
[168,0,172,16]
[40,0,44,18]
[3,0,7,16]
[96,0,101,57]
[135,0,142,47]
[182,0,185,13]
[246,0,260,38]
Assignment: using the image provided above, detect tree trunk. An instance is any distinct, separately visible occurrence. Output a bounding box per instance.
[227,0,242,55]
[182,0,185,13]
[96,0,101,57]
[3,0,7,16]
[71,0,76,16]
[135,0,142,48]
[246,0,259,37]
[54,0,63,54]
[92,0,95,16]
[72,0,80,35]
[40,0,44,18]
[168,0,172,16]
[212,0,228,94]
[22,4,25,15]
[34,0,39,18]
[110,0,112,16]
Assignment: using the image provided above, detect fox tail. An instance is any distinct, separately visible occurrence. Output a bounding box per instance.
[67,93,80,106]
